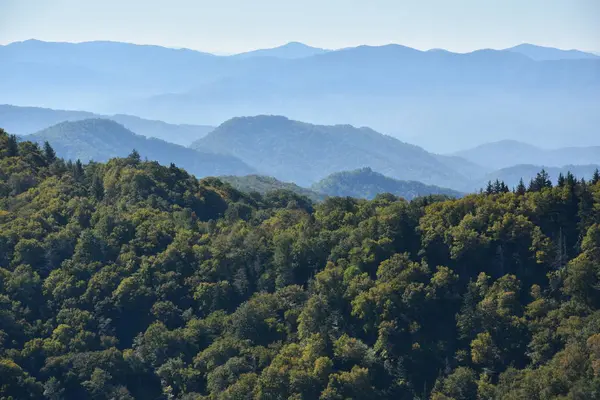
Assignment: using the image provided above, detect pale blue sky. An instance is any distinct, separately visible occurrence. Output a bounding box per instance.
[1,0,599,53]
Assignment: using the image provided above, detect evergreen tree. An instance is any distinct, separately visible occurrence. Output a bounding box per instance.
[566,171,576,188]
[43,141,56,163]
[128,149,141,164]
[515,179,526,195]
[592,169,600,185]
[7,134,19,157]
[557,173,565,187]
[528,169,552,192]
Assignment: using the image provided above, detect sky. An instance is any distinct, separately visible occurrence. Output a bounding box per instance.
[1,0,599,54]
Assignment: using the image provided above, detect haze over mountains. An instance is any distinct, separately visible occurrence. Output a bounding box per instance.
[0,104,214,146]
[453,140,600,170]
[7,110,597,197]
[190,115,468,188]
[504,43,600,61]
[1,39,599,152]
[311,167,462,200]
[26,119,253,177]
[232,42,328,59]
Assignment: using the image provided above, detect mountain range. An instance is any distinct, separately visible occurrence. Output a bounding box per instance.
[0,104,213,146]
[453,140,600,170]
[26,119,253,177]
[232,42,328,59]
[220,168,462,201]
[190,115,469,187]
[7,112,599,195]
[504,43,599,61]
[311,167,462,200]
[1,40,599,152]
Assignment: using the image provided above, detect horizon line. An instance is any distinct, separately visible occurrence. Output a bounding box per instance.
[1,38,598,56]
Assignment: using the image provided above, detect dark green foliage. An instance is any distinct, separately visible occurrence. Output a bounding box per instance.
[219,174,325,202]
[7,134,20,157]
[43,141,57,163]
[1,131,600,399]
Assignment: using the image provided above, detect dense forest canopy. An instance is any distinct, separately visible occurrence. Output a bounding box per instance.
[1,128,600,399]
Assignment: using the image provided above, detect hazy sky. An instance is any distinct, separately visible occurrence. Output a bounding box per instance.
[1,0,599,53]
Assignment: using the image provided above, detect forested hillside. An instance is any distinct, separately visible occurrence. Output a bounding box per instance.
[191,115,466,187]
[312,167,462,200]
[218,175,324,202]
[1,129,600,399]
[27,119,253,177]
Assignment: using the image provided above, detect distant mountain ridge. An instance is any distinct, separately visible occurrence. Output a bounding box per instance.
[312,167,462,200]
[219,169,462,202]
[232,42,328,59]
[0,104,214,146]
[190,115,470,188]
[2,39,599,152]
[504,43,599,61]
[453,140,600,170]
[478,164,600,190]
[27,119,253,177]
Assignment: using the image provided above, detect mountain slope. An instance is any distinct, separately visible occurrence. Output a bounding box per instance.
[505,43,600,60]
[233,42,328,59]
[191,115,470,188]
[27,119,253,177]
[312,167,462,200]
[219,175,324,202]
[453,140,600,170]
[0,104,214,145]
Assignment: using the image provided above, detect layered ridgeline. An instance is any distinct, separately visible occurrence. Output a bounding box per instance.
[220,168,461,202]
[504,43,600,61]
[191,115,469,188]
[26,119,253,177]
[312,167,462,200]
[2,129,600,399]
[232,42,329,59]
[2,40,599,152]
[0,104,214,146]
[453,139,600,170]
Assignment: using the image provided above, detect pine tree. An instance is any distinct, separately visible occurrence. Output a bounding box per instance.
[592,169,600,185]
[529,169,552,192]
[7,134,19,157]
[485,181,493,195]
[43,141,56,163]
[557,173,565,187]
[128,149,141,164]
[515,179,526,195]
[566,171,576,188]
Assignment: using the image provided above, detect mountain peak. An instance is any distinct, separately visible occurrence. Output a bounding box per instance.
[504,43,599,60]
[233,42,327,59]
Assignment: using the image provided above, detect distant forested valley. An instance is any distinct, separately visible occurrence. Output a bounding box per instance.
[2,127,600,399]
